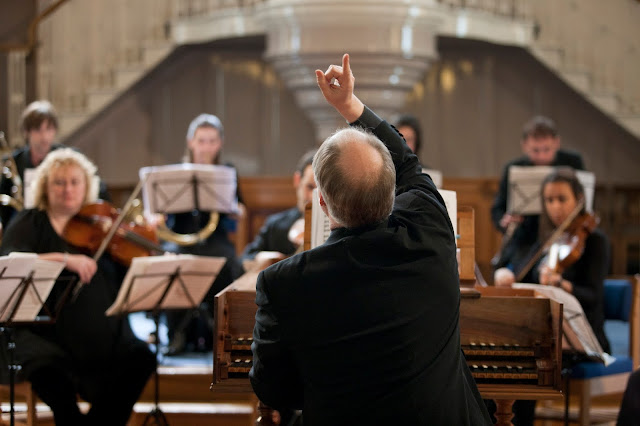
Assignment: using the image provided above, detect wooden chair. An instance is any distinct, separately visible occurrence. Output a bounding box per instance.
[550,274,640,425]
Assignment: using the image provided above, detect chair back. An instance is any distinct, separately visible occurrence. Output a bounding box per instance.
[604,275,640,368]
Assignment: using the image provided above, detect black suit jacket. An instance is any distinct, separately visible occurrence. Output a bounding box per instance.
[241,207,301,261]
[250,107,491,426]
[490,149,585,273]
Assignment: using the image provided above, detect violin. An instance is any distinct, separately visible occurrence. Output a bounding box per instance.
[545,212,599,274]
[63,200,165,266]
[515,197,596,282]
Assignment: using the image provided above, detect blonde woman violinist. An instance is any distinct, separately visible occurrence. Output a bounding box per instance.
[0,148,155,426]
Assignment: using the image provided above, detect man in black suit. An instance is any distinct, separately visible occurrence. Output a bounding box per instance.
[249,54,491,426]
[491,115,585,280]
[241,149,316,267]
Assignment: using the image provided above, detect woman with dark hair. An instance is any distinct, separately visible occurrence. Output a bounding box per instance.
[491,168,610,425]
[534,168,610,353]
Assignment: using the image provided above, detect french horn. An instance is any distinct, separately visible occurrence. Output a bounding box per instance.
[126,198,219,246]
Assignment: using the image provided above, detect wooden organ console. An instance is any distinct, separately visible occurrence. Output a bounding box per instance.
[211,206,563,426]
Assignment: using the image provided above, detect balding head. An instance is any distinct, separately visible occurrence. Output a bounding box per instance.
[313,127,395,228]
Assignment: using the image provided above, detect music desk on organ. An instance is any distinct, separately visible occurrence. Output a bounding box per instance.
[210,206,563,426]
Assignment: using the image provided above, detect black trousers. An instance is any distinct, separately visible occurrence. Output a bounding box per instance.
[29,341,155,426]
[618,369,640,426]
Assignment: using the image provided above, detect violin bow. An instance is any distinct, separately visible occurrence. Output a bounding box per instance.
[71,175,149,301]
[515,197,585,283]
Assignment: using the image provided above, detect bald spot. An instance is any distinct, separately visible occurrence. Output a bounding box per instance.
[337,137,384,190]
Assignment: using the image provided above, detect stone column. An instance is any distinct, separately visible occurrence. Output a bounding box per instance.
[257,0,444,142]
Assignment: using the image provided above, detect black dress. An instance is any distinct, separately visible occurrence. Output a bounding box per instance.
[0,209,155,426]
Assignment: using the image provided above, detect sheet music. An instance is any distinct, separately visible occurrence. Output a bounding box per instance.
[106,254,226,316]
[438,189,457,237]
[422,168,443,189]
[508,166,596,215]
[513,283,612,365]
[310,189,331,249]
[0,253,65,323]
[139,163,238,216]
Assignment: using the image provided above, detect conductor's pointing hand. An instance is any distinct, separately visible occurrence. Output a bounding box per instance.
[315,54,364,123]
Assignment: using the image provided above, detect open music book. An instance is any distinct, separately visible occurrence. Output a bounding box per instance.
[513,283,614,365]
[309,188,457,249]
[0,253,65,323]
[106,254,226,316]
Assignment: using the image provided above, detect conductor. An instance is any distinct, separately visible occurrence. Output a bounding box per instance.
[249,54,491,425]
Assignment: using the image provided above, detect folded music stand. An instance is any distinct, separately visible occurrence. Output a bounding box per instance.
[0,258,67,426]
[106,255,225,426]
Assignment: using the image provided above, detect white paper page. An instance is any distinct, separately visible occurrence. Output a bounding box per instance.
[11,258,65,322]
[438,189,457,237]
[513,283,608,364]
[575,170,596,213]
[106,254,226,316]
[310,189,331,249]
[139,164,238,215]
[422,168,443,189]
[0,254,65,322]
[23,168,36,209]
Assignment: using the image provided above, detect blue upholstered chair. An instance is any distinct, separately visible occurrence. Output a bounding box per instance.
[563,275,640,425]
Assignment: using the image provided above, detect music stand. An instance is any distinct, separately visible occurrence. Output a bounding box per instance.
[106,255,226,426]
[507,166,596,215]
[0,256,66,426]
[138,163,238,216]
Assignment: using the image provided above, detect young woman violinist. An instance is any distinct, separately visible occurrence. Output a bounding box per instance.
[0,148,155,426]
[495,168,610,353]
[535,168,611,353]
[489,169,611,426]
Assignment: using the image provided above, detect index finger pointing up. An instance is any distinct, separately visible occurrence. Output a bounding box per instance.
[342,53,351,77]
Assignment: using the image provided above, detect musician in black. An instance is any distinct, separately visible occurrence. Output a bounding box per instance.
[491,115,584,282]
[491,168,611,425]
[163,113,244,354]
[241,149,316,267]
[249,54,491,426]
[393,113,427,165]
[0,148,155,426]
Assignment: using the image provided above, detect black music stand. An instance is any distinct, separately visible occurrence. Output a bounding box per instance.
[139,163,238,217]
[106,255,224,426]
[0,260,67,426]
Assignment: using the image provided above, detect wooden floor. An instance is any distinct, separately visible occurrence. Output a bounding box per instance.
[1,368,624,425]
